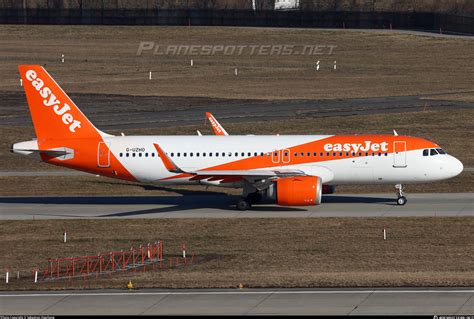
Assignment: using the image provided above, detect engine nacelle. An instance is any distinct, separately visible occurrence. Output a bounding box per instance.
[271,176,322,206]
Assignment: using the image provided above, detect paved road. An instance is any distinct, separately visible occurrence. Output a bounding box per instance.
[1,288,473,315]
[1,91,473,129]
[0,193,471,219]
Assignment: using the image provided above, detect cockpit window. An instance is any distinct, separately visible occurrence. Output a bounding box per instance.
[423,149,429,156]
[430,149,438,156]
[436,148,447,154]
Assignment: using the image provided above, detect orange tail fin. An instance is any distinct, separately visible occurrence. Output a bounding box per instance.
[18,65,101,141]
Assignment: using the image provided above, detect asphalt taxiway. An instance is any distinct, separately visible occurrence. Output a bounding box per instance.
[1,288,473,315]
[0,193,471,219]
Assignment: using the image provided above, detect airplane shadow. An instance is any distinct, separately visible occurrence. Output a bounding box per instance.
[322,195,396,204]
[0,185,397,217]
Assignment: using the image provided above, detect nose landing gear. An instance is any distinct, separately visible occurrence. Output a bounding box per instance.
[395,184,407,205]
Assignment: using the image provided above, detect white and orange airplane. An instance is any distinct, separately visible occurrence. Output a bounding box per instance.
[12,65,463,210]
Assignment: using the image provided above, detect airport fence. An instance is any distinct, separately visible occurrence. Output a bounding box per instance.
[2,241,197,284]
[0,9,473,35]
[39,241,165,281]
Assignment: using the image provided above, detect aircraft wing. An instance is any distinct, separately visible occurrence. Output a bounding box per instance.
[154,143,306,186]
[194,169,305,177]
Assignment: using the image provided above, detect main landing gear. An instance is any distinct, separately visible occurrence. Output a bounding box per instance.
[236,192,262,211]
[395,184,407,206]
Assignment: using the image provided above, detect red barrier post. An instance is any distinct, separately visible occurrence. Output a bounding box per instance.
[160,241,163,261]
[142,247,145,271]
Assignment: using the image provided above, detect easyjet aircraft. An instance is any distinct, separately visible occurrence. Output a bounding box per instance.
[12,65,463,210]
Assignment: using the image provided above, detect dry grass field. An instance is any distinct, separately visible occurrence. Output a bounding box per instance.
[0,25,473,101]
[0,217,473,290]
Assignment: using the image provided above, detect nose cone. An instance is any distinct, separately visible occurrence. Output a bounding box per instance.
[449,156,464,178]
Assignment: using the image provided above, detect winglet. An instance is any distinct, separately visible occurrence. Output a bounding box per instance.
[206,112,229,136]
[153,143,184,174]
[393,129,399,136]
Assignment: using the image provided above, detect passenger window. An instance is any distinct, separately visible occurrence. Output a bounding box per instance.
[177,153,181,157]
[307,152,311,156]
[339,152,342,156]
[190,153,193,157]
[171,153,174,157]
[139,153,142,157]
[216,152,219,157]
[326,152,330,156]
[247,152,251,156]
[241,152,245,157]
[196,153,200,157]
[183,153,187,157]
[132,153,136,157]
[254,152,257,156]
[152,153,155,157]
[119,153,123,157]
[365,152,368,156]
[222,152,225,157]
[313,152,317,157]
[346,152,349,156]
[235,152,238,157]
[320,152,323,156]
[145,153,148,157]
[294,153,298,157]
[430,149,438,156]
[126,153,129,157]
[358,152,362,156]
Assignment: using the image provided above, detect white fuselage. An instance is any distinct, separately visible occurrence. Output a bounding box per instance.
[102,135,463,187]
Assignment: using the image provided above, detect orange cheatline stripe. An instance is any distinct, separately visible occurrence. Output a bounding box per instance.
[159,135,438,181]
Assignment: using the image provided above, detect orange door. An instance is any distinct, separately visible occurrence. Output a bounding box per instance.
[97,142,111,168]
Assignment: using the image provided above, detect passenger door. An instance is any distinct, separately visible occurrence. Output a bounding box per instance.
[97,142,111,168]
[393,141,407,168]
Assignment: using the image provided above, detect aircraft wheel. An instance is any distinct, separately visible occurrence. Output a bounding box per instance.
[237,199,251,211]
[397,196,407,206]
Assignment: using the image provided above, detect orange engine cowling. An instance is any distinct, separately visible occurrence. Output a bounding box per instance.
[276,176,322,206]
